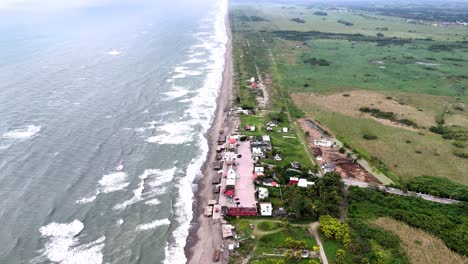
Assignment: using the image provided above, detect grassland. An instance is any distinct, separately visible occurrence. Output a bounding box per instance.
[292,91,468,184]
[373,217,468,264]
[231,1,468,185]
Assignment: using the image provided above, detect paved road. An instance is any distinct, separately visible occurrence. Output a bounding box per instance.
[342,179,460,204]
[310,222,328,264]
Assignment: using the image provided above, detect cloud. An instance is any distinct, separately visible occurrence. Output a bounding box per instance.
[0,0,110,10]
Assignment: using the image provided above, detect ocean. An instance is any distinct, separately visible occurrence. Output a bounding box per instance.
[0,0,227,263]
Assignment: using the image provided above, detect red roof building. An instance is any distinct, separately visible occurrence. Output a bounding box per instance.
[251,82,257,89]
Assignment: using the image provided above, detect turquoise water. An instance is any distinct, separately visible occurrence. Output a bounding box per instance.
[0,1,227,263]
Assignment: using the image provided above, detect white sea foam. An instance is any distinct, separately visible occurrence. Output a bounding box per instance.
[184,58,208,64]
[113,168,175,210]
[107,50,121,56]
[37,220,105,264]
[162,86,190,100]
[98,172,129,193]
[76,195,97,204]
[136,218,170,231]
[145,198,161,205]
[146,121,194,145]
[2,125,41,140]
[163,0,228,263]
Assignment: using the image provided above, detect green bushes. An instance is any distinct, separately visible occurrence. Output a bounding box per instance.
[319,215,351,247]
[359,107,418,127]
[348,187,468,256]
[303,57,331,66]
[453,150,468,158]
[290,18,305,23]
[337,19,354,26]
[404,176,468,202]
[314,11,328,16]
[284,172,343,220]
[362,134,378,140]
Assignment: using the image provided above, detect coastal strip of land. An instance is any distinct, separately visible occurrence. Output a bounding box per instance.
[185,15,235,264]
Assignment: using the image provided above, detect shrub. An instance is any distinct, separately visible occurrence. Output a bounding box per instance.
[363,134,378,140]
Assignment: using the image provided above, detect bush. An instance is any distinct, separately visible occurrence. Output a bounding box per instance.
[314,11,328,16]
[453,150,468,158]
[348,187,468,256]
[363,134,378,140]
[404,176,468,202]
[291,18,305,23]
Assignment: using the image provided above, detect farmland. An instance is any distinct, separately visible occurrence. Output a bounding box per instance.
[230,1,468,185]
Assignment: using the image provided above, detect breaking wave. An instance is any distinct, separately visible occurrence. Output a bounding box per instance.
[35,220,105,264]
[2,125,41,140]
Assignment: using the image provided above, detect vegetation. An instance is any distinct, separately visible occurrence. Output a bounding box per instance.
[359,107,418,128]
[291,18,306,24]
[319,216,351,247]
[313,11,328,16]
[348,187,468,256]
[373,218,468,264]
[403,176,468,201]
[284,172,343,220]
[337,20,354,26]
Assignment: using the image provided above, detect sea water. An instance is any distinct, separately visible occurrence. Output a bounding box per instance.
[0,0,227,263]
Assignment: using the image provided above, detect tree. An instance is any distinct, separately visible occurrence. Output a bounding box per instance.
[319,215,351,247]
[376,32,385,38]
[335,249,346,264]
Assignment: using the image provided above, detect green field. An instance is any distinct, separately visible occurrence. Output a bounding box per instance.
[230,1,468,185]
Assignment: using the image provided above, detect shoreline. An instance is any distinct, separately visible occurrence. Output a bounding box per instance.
[185,13,235,264]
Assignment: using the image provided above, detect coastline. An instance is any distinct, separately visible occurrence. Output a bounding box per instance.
[185,13,235,264]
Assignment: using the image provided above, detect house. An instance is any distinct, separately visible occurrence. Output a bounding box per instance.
[218,135,226,144]
[322,163,336,173]
[277,207,286,217]
[291,161,301,170]
[262,135,271,142]
[212,161,223,170]
[258,187,269,199]
[282,127,288,133]
[228,138,237,151]
[250,77,255,83]
[259,202,272,216]
[227,166,237,179]
[252,147,264,158]
[289,177,299,185]
[246,125,256,132]
[254,167,265,177]
[298,178,315,188]
[222,224,235,238]
[251,82,257,89]
[204,206,213,216]
[263,178,279,187]
[212,174,221,184]
[274,154,282,161]
[314,139,333,147]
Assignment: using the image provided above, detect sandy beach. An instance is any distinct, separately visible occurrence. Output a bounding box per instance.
[185,15,236,264]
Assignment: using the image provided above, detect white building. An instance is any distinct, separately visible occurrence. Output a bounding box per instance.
[282,127,288,133]
[258,187,269,199]
[298,178,315,188]
[262,135,271,142]
[227,166,237,179]
[254,167,265,176]
[252,147,264,158]
[314,139,333,147]
[259,202,272,216]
